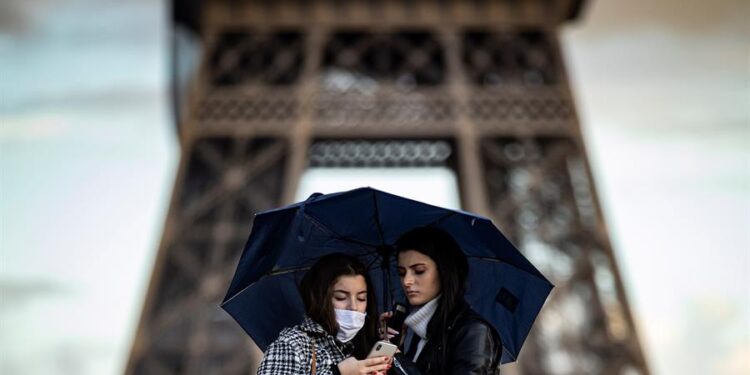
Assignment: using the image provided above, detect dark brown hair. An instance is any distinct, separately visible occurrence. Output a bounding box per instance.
[395,227,469,340]
[298,253,378,358]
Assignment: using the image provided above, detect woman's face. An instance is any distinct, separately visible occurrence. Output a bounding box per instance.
[397,250,441,306]
[331,274,367,313]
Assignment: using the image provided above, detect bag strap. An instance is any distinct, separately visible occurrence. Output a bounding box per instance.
[310,337,317,375]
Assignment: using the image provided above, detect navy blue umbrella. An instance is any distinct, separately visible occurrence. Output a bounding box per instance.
[221,187,552,363]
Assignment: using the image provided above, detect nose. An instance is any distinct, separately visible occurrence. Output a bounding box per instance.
[346,296,362,312]
[402,273,414,287]
[351,298,360,311]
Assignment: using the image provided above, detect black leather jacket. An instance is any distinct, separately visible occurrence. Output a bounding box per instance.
[389,302,502,375]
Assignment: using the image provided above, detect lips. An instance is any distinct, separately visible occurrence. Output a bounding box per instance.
[406,291,419,296]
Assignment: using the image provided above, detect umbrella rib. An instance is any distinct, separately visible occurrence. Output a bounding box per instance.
[223,210,383,307]
[361,251,383,270]
[466,256,553,285]
[423,211,458,228]
[265,265,311,277]
[222,247,385,307]
[370,191,393,310]
[328,232,378,249]
[221,265,313,306]
[302,212,379,249]
[370,191,387,247]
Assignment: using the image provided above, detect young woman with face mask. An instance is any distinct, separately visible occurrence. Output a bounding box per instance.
[383,227,503,375]
[257,253,392,375]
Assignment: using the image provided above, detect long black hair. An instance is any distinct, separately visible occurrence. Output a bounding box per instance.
[395,227,469,341]
[298,253,378,358]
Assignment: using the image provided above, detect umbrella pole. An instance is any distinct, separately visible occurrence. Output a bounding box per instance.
[380,246,392,313]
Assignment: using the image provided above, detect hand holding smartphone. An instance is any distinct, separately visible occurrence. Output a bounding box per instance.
[367,340,398,359]
[387,303,408,331]
[378,302,409,345]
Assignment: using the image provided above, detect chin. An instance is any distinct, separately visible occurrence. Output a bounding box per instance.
[407,296,425,306]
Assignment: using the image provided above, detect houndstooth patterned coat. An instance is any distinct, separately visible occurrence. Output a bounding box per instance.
[257,317,354,375]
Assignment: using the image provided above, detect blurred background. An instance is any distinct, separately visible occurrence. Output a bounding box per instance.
[0,0,747,374]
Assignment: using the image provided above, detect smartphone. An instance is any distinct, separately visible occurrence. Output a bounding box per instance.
[367,340,399,359]
[387,303,408,340]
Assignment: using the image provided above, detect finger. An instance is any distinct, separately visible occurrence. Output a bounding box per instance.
[363,356,389,366]
[379,326,390,340]
[365,363,390,372]
[387,328,399,335]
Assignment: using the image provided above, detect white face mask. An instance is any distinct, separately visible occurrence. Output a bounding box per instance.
[334,308,366,342]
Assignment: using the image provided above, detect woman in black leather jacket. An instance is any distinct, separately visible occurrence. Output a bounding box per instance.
[385,227,502,375]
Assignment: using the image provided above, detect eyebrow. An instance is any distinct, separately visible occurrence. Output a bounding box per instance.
[398,263,426,269]
[333,289,368,294]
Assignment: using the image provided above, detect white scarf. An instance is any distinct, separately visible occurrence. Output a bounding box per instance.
[404,296,440,360]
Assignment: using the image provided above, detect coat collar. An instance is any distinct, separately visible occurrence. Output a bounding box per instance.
[446,300,471,330]
[412,300,472,370]
[299,316,355,353]
[299,316,329,336]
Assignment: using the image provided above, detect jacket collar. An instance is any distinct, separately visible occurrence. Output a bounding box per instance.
[299,316,329,336]
[447,300,470,330]
[412,301,475,372]
[299,316,356,352]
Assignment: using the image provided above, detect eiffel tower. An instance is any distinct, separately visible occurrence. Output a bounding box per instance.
[126,1,650,374]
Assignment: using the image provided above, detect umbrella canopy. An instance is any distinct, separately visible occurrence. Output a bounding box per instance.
[221,187,553,363]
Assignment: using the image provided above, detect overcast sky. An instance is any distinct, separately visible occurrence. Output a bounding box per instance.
[1,0,748,374]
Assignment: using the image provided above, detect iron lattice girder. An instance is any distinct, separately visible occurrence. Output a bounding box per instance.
[127,0,649,374]
[191,29,573,138]
[481,137,646,374]
[191,0,586,33]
